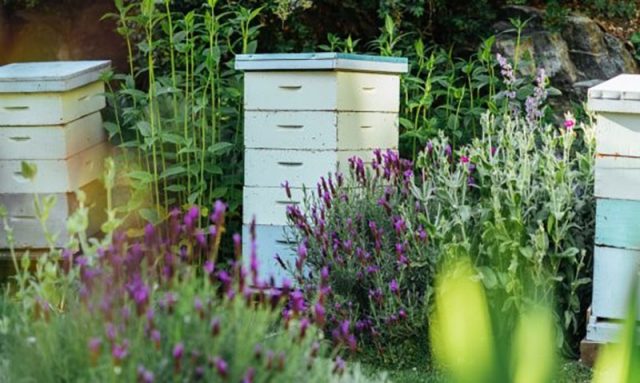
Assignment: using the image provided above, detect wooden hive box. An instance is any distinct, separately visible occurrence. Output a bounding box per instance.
[0,60,111,250]
[587,74,640,343]
[0,61,110,126]
[236,53,407,283]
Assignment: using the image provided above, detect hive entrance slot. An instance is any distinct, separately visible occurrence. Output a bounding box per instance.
[277,124,304,129]
[4,106,29,111]
[278,85,302,90]
[277,161,303,167]
[9,136,31,142]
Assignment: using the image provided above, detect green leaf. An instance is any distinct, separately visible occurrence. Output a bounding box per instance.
[478,266,498,289]
[127,171,154,184]
[165,184,187,192]
[160,166,187,179]
[139,208,161,225]
[207,142,234,155]
[20,161,37,180]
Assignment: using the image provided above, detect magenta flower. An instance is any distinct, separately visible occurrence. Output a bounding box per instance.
[460,155,470,164]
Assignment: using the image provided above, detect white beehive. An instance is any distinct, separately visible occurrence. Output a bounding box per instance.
[0,181,107,248]
[236,53,408,283]
[0,60,111,250]
[0,61,110,125]
[587,74,640,343]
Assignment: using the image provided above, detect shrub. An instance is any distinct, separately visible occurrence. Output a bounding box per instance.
[285,150,434,368]
[0,201,350,382]
[416,108,594,351]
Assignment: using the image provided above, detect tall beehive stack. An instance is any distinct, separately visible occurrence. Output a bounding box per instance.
[587,74,640,343]
[235,53,408,281]
[0,61,111,251]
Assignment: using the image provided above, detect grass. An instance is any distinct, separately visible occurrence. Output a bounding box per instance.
[367,361,592,383]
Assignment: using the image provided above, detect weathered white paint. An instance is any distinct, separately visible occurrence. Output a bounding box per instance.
[0,60,111,93]
[0,180,106,248]
[0,112,105,159]
[244,148,375,188]
[0,81,105,126]
[586,316,626,343]
[591,246,640,320]
[0,141,110,193]
[241,224,297,284]
[235,53,408,74]
[596,113,640,158]
[588,74,640,114]
[243,186,306,225]
[595,156,640,200]
[244,110,398,150]
[244,71,399,112]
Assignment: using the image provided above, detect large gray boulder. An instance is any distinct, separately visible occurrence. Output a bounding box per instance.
[493,5,638,100]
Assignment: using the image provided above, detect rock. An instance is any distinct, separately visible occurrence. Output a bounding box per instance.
[493,6,638,103]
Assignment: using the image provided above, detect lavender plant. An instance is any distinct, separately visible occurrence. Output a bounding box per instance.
[1,202,356,382]
[286,150,433,368]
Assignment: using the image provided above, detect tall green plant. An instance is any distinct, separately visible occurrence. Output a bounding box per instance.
[103,0,262,224]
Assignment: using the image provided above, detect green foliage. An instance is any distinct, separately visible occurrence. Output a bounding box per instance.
[431,259,558,383]
[585,0,637,20]
[415,111,595,351]
[103,0,263,224]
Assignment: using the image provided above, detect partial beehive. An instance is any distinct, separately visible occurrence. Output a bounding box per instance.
[0,60,111,249]
[586,74,640,343]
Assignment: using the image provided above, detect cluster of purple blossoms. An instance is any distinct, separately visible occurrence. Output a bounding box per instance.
[496,53,517,100]
[52,201,333,381]
[285,148,426,361]
[525,68,548,125]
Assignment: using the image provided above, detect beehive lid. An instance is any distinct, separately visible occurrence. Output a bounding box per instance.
[235,53,408,74]
[0,60,111,93]
[588,74,640,114]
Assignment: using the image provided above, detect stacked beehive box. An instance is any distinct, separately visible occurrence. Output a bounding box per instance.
[587,74,640,342]
[235,53,408,281]
[0,61,111,251]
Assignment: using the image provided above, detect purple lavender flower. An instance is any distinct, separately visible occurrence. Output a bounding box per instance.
[389,279,399,295]
[173,342,184,359]
[203,260,215,275]
[112,340,129,363]
[243,368,256,383]
[333,356,346,375]
[290,290,306,314]
[281,180,292,199]
[210,317,221,336]
[211,200,226,226]
[444,144,452,158]
[426,140,433,154]
[151,329,161,349]
[314,302,326,326]
[214,357,228,378]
